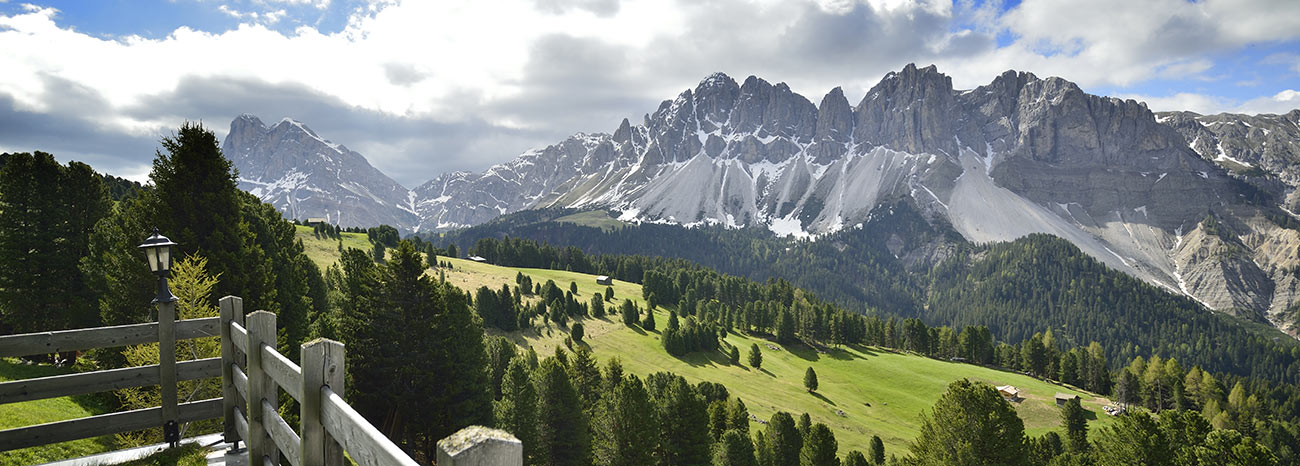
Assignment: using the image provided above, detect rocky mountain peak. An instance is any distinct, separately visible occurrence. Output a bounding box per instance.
[853,62,958,156]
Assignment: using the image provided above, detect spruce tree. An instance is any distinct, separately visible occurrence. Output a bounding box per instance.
[843,450,869,466]
[605,286,614,301]
[800,423,838,466]
[804,367,819,392]
[571,321,585,343]
[869,435,885,464]
[713,429,757,466]
[729,346,741,365]
[749,344,763,369]
[776,308,796,344]
[568,346,603,409]
[908,379,1027,465]
[656,377,711,465]
[534,357,590,466]
[621,300,639,326]
[766,412,802,466]
[642,307,656,331]
[150,123,265,303]
[1061,397,1089,453]
[594,375,657,466]
[495,357,537,463]
[486,336,517,400]
[728,397,750,434]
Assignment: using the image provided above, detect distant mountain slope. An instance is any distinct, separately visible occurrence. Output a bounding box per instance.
[221,114,418,229]
[412,65,1300,335]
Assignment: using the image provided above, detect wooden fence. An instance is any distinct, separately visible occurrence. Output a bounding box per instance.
[1,295,521,466]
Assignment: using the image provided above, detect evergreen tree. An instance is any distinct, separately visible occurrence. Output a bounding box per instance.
[594,375,658,466]
[1061,397,1089,453]
[749,344,763,369]
[729,345,741,365]
[656,377,711,466]
[777,308,796,344]
[495,357,537,463]
[591,293,606,318]
[150,123,266,305]
[843,450,868,466]
[570,281,579,294]
[621,299,639,327]
[0,153,108,339]
[798,413,812,437]
[605,286,614,301]
[642,308,656,331]
[1094,412,1173,465]
[486,336,517,400]
[572,321,585,343]
[804,367,819,392]
[869,435,885,465]
[567,346,603,409]
[727,397,750,435]
[908,379,1027,465]
[534,357,590,466]
[713,429,757,466]
[800,423,839,466]
[766,412,802,466]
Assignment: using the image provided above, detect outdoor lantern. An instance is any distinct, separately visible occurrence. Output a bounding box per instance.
[139,229,179,303]
[138,229,178,275]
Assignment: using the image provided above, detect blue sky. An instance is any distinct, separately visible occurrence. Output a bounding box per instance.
[1,0,1298,186]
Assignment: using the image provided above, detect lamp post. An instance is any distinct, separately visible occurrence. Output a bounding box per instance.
[139,229,181,447]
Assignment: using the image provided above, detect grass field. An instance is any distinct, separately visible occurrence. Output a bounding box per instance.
[438,257,1119,455]
[0,359,116,466]
[295,224,378,268]
[292,229,1121,456]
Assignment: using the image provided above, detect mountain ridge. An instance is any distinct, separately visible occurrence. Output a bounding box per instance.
[222,64,1300,335]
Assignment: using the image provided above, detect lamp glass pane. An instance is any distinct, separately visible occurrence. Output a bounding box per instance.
[146,248,160,273]
[158,247,171,272]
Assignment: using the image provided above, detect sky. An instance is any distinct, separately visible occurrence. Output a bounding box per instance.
[1,0,1299,187]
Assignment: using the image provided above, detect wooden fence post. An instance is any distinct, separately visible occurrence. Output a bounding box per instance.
[436,426,523,466]
[157,298,179,447]
[219,296,243,447]
[301,339,346,466]
[246,311,280,465]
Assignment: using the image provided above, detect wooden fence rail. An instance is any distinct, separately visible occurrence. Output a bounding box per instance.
[0,299,223,452]
[2,294,520,466]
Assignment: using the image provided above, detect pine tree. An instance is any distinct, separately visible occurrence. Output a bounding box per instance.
[766,412,802,466]
[486,336,517,400]
[534,357,590,466]
[908,379,1027,465]
[843,450,869,466]
[642,308,656,331]
[0,153,107,339]
[776,308,796,344]
[727,397,750,434]
[869,435,885,465]
[568,346,603,409]
[591,293,606,318]
[1094,412,1172,465]
[713,429,757,466]
[729,345,741,365]
[605,286,614,301]
[656,377,711,465]
[749,344,763,369]
[621,299,639,326]
[495,357,537,463]
[804,367,819,393]
[1061,397,1089,453]
[594,375,657,466]
[572,321,586,343]
[800,423,838,466]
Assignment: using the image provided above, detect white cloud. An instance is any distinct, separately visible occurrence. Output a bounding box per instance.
[0,0,1298,184]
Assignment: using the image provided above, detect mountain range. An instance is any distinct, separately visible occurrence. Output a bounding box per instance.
[221,64,1300,336]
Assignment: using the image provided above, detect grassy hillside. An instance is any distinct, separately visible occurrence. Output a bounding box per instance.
[0,359,115,465]
[552,210,627,231]
[295,224,377,268]
[439,257,1119,454]
[294,226,1120,455]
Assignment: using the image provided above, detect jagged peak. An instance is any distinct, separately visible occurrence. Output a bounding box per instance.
[697,72,736,88]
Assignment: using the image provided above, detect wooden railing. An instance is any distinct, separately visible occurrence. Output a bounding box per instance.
[0,299,223,451]
[1,295,521,465]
